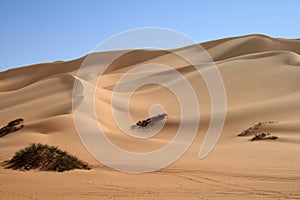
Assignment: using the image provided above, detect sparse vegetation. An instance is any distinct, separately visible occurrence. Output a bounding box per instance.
[0,118,24,137]
[249,133,278,141]
[237,121,278,142]
[3,143,90,172]
[132,113,168,129]
[237,121,276,136]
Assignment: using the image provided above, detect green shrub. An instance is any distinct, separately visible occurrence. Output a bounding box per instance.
[3,143,91,172]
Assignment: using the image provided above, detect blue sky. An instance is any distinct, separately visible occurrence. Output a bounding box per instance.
[1,0,299,71]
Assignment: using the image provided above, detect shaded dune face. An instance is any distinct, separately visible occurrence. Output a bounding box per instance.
[0,34,300,198]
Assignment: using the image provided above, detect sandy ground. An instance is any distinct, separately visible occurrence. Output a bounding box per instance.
[0,34,300,199]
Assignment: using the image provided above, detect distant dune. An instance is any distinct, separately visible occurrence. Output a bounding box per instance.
[0,34,299,199]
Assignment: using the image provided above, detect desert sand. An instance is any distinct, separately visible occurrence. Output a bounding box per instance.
[0,34,300,199]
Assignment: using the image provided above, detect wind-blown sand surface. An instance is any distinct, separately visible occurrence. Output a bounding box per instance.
[0,34,300,199]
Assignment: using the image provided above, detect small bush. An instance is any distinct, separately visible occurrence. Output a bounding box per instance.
[132,113,168,128]
[249,133,278,142]
[3,143,91,172]
[237,121,276,137]
[0,118,24,137]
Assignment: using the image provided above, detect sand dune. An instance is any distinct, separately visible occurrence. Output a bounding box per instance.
[0,34,299,199]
